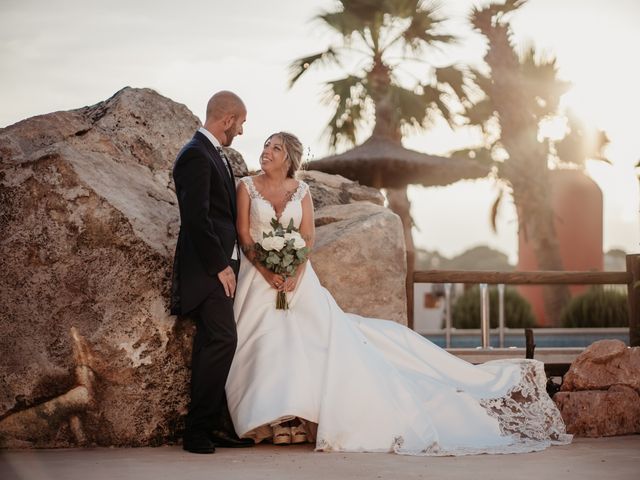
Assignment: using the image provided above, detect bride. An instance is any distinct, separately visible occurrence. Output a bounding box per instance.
[225,132,571,455]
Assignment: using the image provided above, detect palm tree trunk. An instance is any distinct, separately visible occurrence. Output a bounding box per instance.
[369,58,401,142]
[369,57,412,325]
[512,185,572,325]
[386,187,414,328]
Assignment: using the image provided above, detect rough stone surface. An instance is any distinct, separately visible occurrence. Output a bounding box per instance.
[297,169,384,210]
[561,340,640,392]
[0,87,205,448]
[554,385,640,437]
[312,203,407,325]
[555,339,640,437]
[225,146,249,178]
[0,88,407,447]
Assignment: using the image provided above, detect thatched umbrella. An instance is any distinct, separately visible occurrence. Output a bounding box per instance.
[311,136,488,188]
[309,135,490,328]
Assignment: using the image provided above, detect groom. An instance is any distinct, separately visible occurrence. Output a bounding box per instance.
[170,91,252,454]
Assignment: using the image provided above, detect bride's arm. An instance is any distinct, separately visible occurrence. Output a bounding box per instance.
[236,181,254,260]
[299,190,315,249]
[284,190,314,292]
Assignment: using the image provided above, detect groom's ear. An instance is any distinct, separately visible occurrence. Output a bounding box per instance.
[223,114,237,128]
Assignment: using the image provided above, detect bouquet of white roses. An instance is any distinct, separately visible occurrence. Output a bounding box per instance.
[254,218,310,309]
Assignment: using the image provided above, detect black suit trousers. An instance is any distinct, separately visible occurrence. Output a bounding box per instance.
[185,259,240,433]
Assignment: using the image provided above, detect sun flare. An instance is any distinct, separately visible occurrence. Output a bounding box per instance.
[559,83,603,130]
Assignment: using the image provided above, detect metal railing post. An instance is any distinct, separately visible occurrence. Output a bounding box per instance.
[444,283,452,348]
[627,254,640,347]
[480,283,490,349]
[498,283,505,348]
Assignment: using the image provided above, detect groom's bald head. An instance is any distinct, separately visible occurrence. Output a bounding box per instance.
[206,91,246,122]
[203,90,247,146]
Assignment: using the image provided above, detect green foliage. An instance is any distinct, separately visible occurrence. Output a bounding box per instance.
[255,218,310,276]
[451,286,536,329]
[560,287,628,328]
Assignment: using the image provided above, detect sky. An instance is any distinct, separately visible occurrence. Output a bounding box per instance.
[1,0,638,264]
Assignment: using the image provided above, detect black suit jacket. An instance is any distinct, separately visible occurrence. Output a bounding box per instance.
[170,131,238,315]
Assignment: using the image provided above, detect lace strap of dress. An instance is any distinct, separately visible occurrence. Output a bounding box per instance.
[291,181,309,202]
[240,176,260,199]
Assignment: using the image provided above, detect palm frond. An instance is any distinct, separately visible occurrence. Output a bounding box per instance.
[464,98,495,126]
[382,0,421,18]
[340,0,382,23]
[471,0,527,35]
[323,75,368,147]
[317,9,367,38]
[520,46,570,115]
[389,84,429,129]
[400,5,448,48]
[288,48,340,87]
[434,66,468,102]
[468,68,493,96]
[505,0,529,13]
[421,84,453,127]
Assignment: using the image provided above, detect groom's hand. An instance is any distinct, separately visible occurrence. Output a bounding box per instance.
[217,266,236,298]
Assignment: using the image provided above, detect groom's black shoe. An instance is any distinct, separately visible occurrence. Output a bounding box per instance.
[209,429,254,448]
[183,430,216,454]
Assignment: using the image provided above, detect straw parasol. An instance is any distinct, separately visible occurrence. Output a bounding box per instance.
[309,136,489,189]
[308,135,490,328]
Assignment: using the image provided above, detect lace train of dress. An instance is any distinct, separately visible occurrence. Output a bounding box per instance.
[225,176,571,455]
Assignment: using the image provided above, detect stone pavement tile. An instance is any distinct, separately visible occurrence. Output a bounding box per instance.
[1,436,639,480]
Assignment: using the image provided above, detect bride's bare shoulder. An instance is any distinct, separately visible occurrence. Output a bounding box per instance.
[284,177,300,191]
[250,173,266,187]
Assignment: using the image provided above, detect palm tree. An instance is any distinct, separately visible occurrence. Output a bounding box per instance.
[460,0,608,324]
[290,0,468,326]
[289,0,464,148]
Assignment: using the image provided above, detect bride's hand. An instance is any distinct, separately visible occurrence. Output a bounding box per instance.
[283,265,305,292]
[260,268,286,291]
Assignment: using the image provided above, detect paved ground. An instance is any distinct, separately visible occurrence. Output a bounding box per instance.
[1,436,639,480]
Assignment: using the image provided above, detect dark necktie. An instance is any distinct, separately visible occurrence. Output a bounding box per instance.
[216,146,234,179]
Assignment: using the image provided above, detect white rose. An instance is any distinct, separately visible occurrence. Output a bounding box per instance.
[284,232,300,242]
[270,236,286,251]
[284,231,305,249]
[260,236,275,251]
[292,236,306,249]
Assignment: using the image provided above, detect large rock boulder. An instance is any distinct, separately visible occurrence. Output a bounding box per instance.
[554,340,640,437]
[312,203,407,325]
[297,170,384,210]
[0,87,202,448]
[560,339,640,392]
[296,171,407,324]
[554,386,640,437]
[0,88,407,448]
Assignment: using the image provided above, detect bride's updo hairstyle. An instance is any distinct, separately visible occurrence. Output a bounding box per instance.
[268,132,303,178]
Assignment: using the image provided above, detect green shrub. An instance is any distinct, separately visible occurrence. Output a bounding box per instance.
[560,287,628,328]
[451,286,536,329]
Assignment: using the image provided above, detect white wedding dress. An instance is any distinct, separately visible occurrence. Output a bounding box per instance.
[225,176,571,455]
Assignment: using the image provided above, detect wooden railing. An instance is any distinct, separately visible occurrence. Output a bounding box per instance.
[412,254,639,347]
